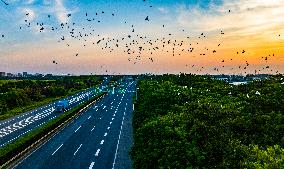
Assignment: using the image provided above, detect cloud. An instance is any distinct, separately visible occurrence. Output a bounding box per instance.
[177,0,284,36]
[158,7,168,14]
[54,0,69,23]
[25,0,35,4]
[22,8,35,21]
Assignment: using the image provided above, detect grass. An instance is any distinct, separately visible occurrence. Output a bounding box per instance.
[0,80,20,85]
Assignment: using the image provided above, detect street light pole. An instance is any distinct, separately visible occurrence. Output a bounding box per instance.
[136,87,139,100]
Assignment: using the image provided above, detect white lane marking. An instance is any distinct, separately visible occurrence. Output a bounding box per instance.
[113,114,116,117]
[74,144,83,156]
[95,149,100,156]
[89,162,95,169]
[100,140,104,145]
[91,126,95,131]
[88,116,92,119]
[52,144,63,156]
[100,117,102,120]
[112,110,127,169]
[110,122,112,125]
[75,126,81,133]
[107,127,110,130]
[104,132,107,136]
[103,106,106,109]
[111,118,114,121]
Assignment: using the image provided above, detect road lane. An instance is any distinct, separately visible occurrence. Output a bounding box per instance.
[13,78,136,169]
[0,78,110,148]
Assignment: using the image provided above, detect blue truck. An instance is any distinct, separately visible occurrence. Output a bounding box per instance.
[55,100,69,112]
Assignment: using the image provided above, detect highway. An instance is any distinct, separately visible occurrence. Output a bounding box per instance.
[12,78,136,169]
[0,78,110,148]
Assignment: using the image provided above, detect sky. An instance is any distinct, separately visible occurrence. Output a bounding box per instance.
[0,0,283,75]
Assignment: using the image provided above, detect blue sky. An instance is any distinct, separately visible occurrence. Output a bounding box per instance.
[0,0,283,75]
[0,0,222,42]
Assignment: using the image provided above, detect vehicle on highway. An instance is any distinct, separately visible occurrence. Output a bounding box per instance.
[55,100,69,112]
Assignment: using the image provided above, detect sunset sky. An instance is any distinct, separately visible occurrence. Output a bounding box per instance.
[0,0,283,75]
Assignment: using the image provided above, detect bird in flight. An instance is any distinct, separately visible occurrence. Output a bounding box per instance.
[1,0,8,5]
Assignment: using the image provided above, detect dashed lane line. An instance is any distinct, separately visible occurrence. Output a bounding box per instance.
[91,126,96,132]
[73,144,83,156]
[74,126,81,133]
[89,162,95,169]
[52,144,63,156]
[95,149,100,156]
[112,109,127,169]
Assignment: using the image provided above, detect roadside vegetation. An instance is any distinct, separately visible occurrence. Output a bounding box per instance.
[0,76,102,120]
[131,74,284,169]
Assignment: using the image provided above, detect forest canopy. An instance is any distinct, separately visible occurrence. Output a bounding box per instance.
[131,74,284,169]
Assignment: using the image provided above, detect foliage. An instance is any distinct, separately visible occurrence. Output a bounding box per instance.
[0,76,102,120]
[131,74,284,169]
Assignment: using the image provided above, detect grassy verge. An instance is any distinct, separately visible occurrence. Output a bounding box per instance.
[0,92,106,167]
[0,87,97,121]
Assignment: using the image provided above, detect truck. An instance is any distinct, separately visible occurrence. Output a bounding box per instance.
[55,100,69,112]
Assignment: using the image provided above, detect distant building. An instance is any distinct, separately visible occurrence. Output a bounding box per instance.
[45,74,53,77]
[216,77,229,82]
[23,72,28,77]
[0,72,5,77]
[17,73,22,77]
[6,73,13,77]
[35,73,43,77]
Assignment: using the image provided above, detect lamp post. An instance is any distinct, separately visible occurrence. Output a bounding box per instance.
[136,87,139,100]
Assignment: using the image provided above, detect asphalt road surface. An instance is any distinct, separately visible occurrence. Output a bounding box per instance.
[13,78,136,169]
[0,78,110,148]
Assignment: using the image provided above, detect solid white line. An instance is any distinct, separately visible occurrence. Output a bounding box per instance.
[112,110,126,169]
[95,149,100,156]
[74,144,83,156]
[52,144,63,156]
[89,162,95,169]
[75,126,81,133]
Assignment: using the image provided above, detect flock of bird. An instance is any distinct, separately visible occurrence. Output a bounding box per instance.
[0,0,282,74]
